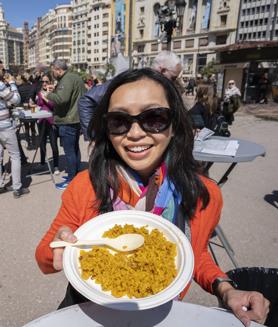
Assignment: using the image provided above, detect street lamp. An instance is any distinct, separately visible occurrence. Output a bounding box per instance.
[155,0,186,50]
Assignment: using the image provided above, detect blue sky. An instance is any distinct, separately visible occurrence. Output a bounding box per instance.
[1,0,71,28]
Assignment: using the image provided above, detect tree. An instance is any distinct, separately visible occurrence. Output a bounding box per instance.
[201,60,217,78]
[77,69,91,82]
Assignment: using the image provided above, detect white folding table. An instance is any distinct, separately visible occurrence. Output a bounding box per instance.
[15,109,56,184]
[22,301,264,327]
[193,136,266,267]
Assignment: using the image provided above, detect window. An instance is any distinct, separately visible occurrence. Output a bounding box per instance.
[216,34,227,45]
[137,44,145,53]
[183,54,193,74]
[139,29,144,38]
[220,15,227,26]
[151,43,158,52]
[199,37,208,46]
[197,53,207,73]
[173,40,181,49]
[185,39,194,48]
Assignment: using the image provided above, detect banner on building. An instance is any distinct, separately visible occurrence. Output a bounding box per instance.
[153,3,161,37]
[115,0,125,35]
[188,0,197,30]
[201,0,211,30]
[111,0,126,57]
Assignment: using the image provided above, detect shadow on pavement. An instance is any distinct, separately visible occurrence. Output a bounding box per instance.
[264,190,278,210]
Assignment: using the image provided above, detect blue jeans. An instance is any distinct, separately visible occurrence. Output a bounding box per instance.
[58,124,81,181]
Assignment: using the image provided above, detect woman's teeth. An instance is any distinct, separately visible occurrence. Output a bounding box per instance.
[127,145,152,153]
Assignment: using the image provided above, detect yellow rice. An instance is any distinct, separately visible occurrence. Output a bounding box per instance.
[79,224,177,298]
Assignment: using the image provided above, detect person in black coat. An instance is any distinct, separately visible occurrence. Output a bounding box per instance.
[78,82,110,141]
[16,75,37,149]
[189,84,219,130]
[188,84,230,137]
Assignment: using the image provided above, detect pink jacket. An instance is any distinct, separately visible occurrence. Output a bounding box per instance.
[36,91,55,124]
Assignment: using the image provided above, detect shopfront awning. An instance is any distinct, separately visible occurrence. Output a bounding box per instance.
[216,41,278,64]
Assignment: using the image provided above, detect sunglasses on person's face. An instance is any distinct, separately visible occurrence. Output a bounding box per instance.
[42,80,50,84]
[105,107,173,135]
[229,82,234,85]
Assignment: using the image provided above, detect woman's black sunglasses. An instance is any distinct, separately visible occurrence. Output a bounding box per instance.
[105,107,173,135]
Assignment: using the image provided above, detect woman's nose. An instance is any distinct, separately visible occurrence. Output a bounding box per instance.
[126,122,147,138]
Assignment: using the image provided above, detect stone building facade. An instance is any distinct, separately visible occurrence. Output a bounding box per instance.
[0,5,24,70]
[237,0,278,42]
[132,0,240,76]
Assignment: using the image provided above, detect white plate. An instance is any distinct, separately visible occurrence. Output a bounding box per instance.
[63,210,194,311]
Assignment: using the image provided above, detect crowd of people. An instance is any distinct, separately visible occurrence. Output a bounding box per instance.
[0,59,86,195]
[0,52,247,198]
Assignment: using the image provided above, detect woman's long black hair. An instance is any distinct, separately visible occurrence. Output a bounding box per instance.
[88,68,209,218]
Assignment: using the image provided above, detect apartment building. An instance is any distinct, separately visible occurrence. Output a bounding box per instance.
[28,23,39,70]
[28,4,72,69]
[0,5,8,67]
[132,0,240,76]
[71,0,112,71]
[6,27,24,68]
[88,0,111,70]
[38,10,55,66]
[0,4,24,69]
[50,4,73,62]
[23,22,29,68]
[71,0,90,70]
[237,0,278,41]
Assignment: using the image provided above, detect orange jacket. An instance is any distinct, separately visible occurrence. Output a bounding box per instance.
[35,170,227,294]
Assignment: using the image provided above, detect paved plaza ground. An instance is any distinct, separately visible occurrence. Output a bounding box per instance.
[0,107,278,327]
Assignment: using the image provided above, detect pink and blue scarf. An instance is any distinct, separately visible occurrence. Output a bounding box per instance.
[112,163,182,226]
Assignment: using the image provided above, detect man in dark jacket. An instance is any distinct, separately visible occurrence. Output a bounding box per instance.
[78,82,109,140]
[47,59,86,190]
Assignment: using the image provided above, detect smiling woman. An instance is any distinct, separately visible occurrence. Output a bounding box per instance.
[107,79,173,181]
[35,68,269,326]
